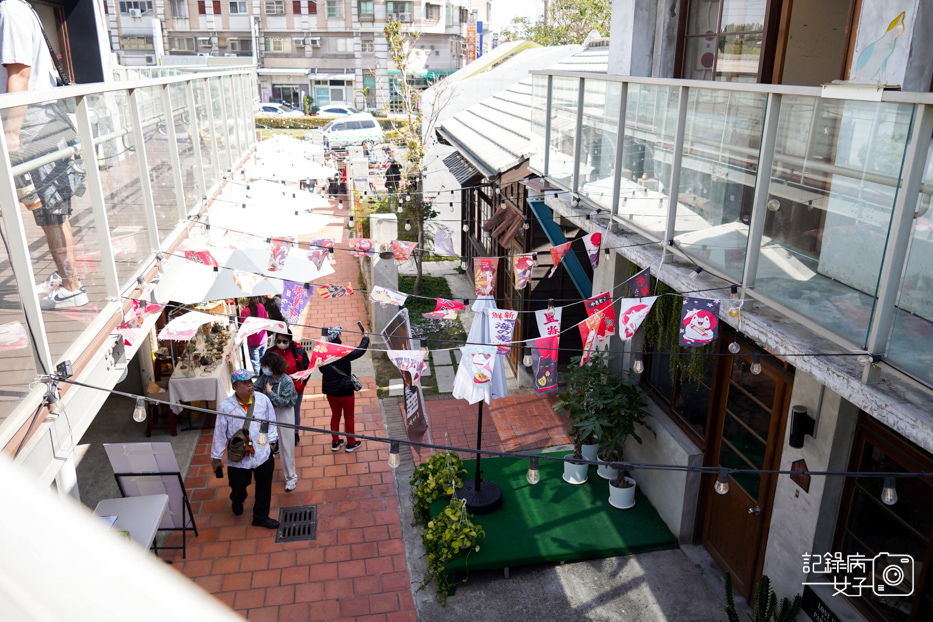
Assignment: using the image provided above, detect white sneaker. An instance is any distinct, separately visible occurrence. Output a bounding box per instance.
[285,481,297,492]
[36,271,62,296]
[41,286,89,309]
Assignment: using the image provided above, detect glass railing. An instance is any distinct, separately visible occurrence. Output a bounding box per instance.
[532,70,933,388]
[0,67,256,433]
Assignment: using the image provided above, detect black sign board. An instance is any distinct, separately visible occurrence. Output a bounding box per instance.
[802,586,842,622]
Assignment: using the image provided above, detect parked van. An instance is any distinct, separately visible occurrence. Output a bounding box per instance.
[322,113,383,150]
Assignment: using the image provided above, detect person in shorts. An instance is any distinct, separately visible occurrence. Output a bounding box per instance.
[1,0,87,309]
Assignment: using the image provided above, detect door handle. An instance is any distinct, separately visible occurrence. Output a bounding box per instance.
[748,505,761,516]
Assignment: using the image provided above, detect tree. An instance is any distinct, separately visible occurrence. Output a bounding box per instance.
[500,0,610,46]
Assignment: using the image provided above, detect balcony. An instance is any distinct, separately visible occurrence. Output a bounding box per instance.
[530,71,933,389]
[0,67,258,469]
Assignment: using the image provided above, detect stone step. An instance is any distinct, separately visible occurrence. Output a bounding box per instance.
[388,380,403,397]
[431,349,453,366]
[434,365,456,394]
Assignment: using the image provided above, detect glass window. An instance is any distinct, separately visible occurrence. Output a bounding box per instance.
[229,1,247,13]
[169,37,195,51]
[308,0,316,14]
[326,0,343,18]
[682,0,767,82]
[121,36,154,50]
[344,120,362,130]
[361,120,376,129]
[579,79,622,211]
[229,38,250,52]
[212,0,221,13]
[358,0,373,15]
[426,2,440,20]
[119,0,152,13]
[327,37,351,52]
[445,4,452,26]
[386,1,412,16]
[169,0,187,17]
[197,0,205,14]
[361,36,374,52]
[547,76,579,189]
[265,0,284,14]
[264,36,291,52]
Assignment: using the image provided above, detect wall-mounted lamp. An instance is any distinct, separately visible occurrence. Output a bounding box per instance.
[788,405,815,449]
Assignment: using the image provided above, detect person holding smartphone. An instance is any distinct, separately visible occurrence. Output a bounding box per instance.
[320,322,369,452]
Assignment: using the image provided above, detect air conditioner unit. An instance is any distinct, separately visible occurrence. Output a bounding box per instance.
[386,12,397,20]
[307,37,321,47]
[128,8,142,17]
[144,54,155,64]
[293,37,305,46]
[398,12,411,21]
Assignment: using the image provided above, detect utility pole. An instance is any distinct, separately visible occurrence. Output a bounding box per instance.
[543,0,548,27]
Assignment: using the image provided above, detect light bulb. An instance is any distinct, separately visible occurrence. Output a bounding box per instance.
[729,341,741,354]
[522,219,529,230]
[257,421,269,447]
[495,187,501,195]
[500,202,506,210]
[526,457,540,485]
[133,397,147,422]
[750,353,762,375]
[420,338,428,354]
[46,391,65,417]
[857,353,874,366]
[547,299,555,315]
[405,219,412,231]
[462,223,469,232]
[388,441,401,469]
[349,215,355,226]
[633,353,644,374]
[689,266,703,280]
[714,469,729,495]
[213,266,220,280]
[461,260,468,271]
[523,353,532,367]
[767,198,781,212]
[728,305,741,318]
[604,248,610,258]
[881,476,898,506]
[339,200,344,210]
[405,194,410,201]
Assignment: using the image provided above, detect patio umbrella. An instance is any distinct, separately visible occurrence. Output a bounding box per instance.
[451,295,508,514]
[157,311,217,341]
[207,201,335,239]
[243,159,336,183]
[255,135,324,159]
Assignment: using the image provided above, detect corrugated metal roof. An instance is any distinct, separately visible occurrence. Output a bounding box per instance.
[441,151,481,185]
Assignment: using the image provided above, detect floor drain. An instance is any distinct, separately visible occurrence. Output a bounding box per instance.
[276,504,318,543]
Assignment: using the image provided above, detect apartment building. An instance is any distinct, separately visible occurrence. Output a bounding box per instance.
[104,0,472,110]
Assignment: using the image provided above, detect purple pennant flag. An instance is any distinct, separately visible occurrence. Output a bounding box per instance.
[433,225,459,258]
[679,297,720,347]
[281,280,313,324]
[626,267,651,298]
[308,238,333,270]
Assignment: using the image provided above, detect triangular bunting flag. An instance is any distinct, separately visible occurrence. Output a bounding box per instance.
[349,238,376,257]
[513,254,536,290]
[548,241,572,278]
[319,283,354,298]
[281,281,314,324]
[680,297,721,347]
[583,231,602,271]
[626,267,651,297]
[290,340,357,381]
[578,309,605,366]
[268,238,292,271]
[392,240,417,261]
[370,286,408,307]
[531,336,559,393]
[617,296,658,340]
[423,298,466,320]
[387,349,428,386]
[584,291,616,341]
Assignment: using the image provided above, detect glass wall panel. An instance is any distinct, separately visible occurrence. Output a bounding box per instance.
[888,144,933,385]
[193,80,217,185]
[169,82,201,218]
[3,96,107,358]
[129,87,180,244]
[208,78,231,172]
[530,74,548,173]
[548,76,579,189]
[578,80,622,210]
[756,96,912,346]
[675,87,766,281]
[616,83,679,239]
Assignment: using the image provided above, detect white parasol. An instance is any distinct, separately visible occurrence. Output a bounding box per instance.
[452,295,509,404]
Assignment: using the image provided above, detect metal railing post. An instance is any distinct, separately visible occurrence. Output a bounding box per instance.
[203,78,222,181]
[572,77,586,195]
[543,75,553,176]
[74,95,120,297]
[663,86,689,244]
[184,80,207,205]
[128,88,162,252]
[742,93,782,290]
[161,84,188,223]
[862,103,933,383]
[610,82,629,220]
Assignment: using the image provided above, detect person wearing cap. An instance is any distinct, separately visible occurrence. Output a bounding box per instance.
[210,369,280,529]
[320,325,369,451]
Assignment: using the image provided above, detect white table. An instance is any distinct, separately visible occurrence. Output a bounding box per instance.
[94,494,169,550]
[167,338,240,414]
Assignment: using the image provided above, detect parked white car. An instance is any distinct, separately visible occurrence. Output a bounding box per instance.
[256,103,304,118]
[322,113,384,149]
[317,104,358,116]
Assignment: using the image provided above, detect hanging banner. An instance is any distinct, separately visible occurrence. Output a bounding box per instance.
[349,237,376,257]
[370,286,408,307]
[535,306,562,338]
[585,291,616,341]
[473,257,498,296]
[392,240,418,261]
[158,311,216,341]
[281,280,314,324]
[319,283,355,298]
[232,270,266,295]
[423,298,466,320]
[461,344,497,384]
[381,308,428,452]
[290,340,357,381]
[308,238,334,270]
[578,309,605,366]
[466,22,477,62]
[184,250,219,267]
[531,335,559,393]
[618,296,658,340]
[387,349,428,386]
[513,254,536,290]
[626,267,652,298]
[582,231,602,271]
[487,309,518,355]
[548,241,572,278]
[268,237,292,271]
[235,316,289,346]
[116,301,164,346]
[680,297,721,347]
[433,225,460,258]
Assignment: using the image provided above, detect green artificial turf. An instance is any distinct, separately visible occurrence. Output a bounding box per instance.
[429,456,679,576]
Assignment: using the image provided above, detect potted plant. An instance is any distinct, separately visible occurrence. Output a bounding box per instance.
[604,373,651,509]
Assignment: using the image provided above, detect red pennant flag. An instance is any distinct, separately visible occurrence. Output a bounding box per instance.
[584,291,616,342]
[423,298,466,320]
[184,250,219,267]
[473,257,498,296]
[578,309,605,366]
[392,240,417,261]
[548,241,572,278]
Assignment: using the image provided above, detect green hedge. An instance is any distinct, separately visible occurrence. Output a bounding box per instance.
[255,115,409,135]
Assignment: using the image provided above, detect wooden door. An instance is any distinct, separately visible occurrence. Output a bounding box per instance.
[701,344,793,599]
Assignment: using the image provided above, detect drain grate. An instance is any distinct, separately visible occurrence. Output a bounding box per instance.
[276,504,318,543]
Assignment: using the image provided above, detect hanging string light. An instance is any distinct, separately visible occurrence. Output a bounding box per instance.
[881,476,898,505]
[689,266,703,280]
[132,397,147,422]
[526,457,540,485]
[714,469,730,494]
[405,219,412,231]
[388,441,401,469]
[750,353,762,375]
[257,421,269,447]
[633,352,644,374]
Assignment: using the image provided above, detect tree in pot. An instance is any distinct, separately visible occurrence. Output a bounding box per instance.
[599,371,651,484]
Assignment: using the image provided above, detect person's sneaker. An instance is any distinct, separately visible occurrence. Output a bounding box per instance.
[36,271,61,296]
[285,481,297,492]
[40,286,88,310]
[331,440,345,452]
[345,440,362,452]
[232,503,243,516]
[295,432,301,445]
[252,517,280,529]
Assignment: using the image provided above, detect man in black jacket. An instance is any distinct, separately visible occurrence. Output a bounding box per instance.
[320,325,370,451]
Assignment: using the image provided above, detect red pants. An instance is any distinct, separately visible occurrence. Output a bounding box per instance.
[327,394,355,443]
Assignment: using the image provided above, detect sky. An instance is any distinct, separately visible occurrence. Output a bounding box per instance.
[488,0,543,32]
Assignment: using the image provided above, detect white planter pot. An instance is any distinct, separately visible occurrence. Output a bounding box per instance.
[581,443,599,462]
[562,454,589,485]
[608,476,637,509]
[596,458,619,481]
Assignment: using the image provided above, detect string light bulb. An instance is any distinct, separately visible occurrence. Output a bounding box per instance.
[405,219,412,231]
[857,353,874,366]
[881,476,898,506]
[462,223,469,232]
[522,219,529,230]
[420,338,428,354]
[257,421,269,447]
[388,441,401,469]
[633,353,644,374]
[547,299,555,315]
[523,350,532,367]
[750,353,762,375]
[132,397,147,422]
[730,285,739,300]
[729,304,741,318]
[729,341,741,354]
[689,266,703,280]
[461,260,468,271]
[714,469,730,495]
[526,457,540,485]
[348,215,354,227]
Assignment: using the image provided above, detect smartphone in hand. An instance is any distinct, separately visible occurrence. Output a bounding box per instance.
[357,321,365,332]
[215,465,224,479]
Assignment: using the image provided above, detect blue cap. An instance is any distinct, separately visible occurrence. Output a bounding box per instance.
[231,369,252,383]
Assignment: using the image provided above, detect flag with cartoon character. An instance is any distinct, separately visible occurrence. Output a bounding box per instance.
[319,283,354,299]
[281,280,313,324]
[531,336,559,393]
[423,298,466,320]
[392,240,417,261]
[626,267,651,297]
[584,291,616,341]
[370,286,408,307]
[290,340,357,381]
[513,254,536,290]
[349,237,376,257]
[473,257,498,296]
[433,225,459,258]
[582,231,602,270]
[184,250,219,267]
[548,241,572,278]
[578,309,605,365]
[268,237,291,271]
[679,297,720,347]
[307,238,333,269]
[617,297,657,340]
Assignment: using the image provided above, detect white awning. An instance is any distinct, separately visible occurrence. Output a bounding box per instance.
[257,68,310,76]
[308,73,355,81]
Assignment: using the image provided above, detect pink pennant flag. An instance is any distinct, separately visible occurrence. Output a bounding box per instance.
[513,254,536,290]
[387,349,428,386]
[583,231,602,271]
[117,301,165,346]
[548,241,572,278]
[392,240,418,261]
[290,340,357,381]
[233,270,266,295]
[578,309,605,366]
[349,238,377,257]
[308,238,334,269]
[423,298,466,320]
[236,317,288,346]
[184,250,219,267]
[319,283,354,298]
[268,238,292,272]
[618,297,657,340]
[370,286,408,307]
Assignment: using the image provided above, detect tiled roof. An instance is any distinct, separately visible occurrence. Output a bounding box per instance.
[441,150,481,184]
